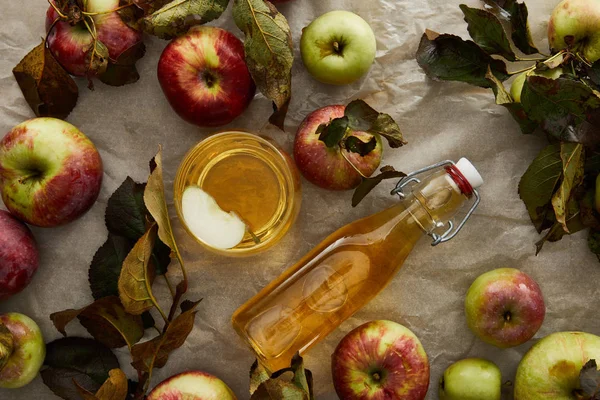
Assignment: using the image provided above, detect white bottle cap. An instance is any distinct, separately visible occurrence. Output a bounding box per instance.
[456,158,483,189]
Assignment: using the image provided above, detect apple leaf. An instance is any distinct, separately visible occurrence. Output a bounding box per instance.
[74,368,128,400]
[41,337,120,400]
[250,353,313,400]
[118,224,159,315]
[352,166,407,207]
[50,296,144,349]
[535,196,585,254]
[587,60,600,87]
[580,188,600,230]
[250,360,271,394]
[518,143,563,232]
[459,5,516,61]
[106,177,148,241]
[551,143,585,232]
[89,234,133,300]
[317,117,349,148]
[521,76,600,145]
[416,30,509,88]
[233,0,293,129]
[578,359,600,399]
[485,66,538,134]
[344,136,378,156]
[99,42,146,87]
[142,0,230,39]
[344,100,407,148]
[491,0,539,55]
[12,39,78,120]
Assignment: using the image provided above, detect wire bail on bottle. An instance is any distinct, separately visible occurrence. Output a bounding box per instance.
[390,160,481,246]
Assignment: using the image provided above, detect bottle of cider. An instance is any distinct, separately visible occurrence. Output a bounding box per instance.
[231,158,483,371]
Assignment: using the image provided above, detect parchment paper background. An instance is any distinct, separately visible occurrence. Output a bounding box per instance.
[1,0,599,399]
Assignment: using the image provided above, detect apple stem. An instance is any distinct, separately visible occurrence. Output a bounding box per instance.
[333,41,341,54]
[0,322,14,371]
[372,372,381,381]
[504,311,512,322]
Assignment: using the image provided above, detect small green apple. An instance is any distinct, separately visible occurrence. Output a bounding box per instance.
[548,0,600,63]
[439,358,501,400]
[300,10,376,85]
[510,68,563,103]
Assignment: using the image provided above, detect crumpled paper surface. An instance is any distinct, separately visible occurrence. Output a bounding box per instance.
[1,0,599,399]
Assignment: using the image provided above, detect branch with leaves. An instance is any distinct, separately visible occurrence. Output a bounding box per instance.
[415,0,600,261]
[41,147,198,400]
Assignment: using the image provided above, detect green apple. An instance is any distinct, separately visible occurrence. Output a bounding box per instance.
[439,358,501,400]
[0,313,45,389]
[515,331,600,399]
[510,68,563,103]
[300,10,376,85]
[548,0,600,63]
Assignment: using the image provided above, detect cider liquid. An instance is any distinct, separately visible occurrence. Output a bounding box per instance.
[173,132,301,255]
[232,170,469,371]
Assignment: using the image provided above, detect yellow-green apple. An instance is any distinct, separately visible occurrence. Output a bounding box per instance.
[301,11,376,85]
[147,371,237,399]
[0,313,45,389]
[46,0,143,77]
[294,105,382,190]
[157,26,256,127]
[331,320,429,400]
[0,118,103,227]
[510,68,564,103]
[0,210,38,300]
[515,331,600,399]
[439,358,501,400]
[465,268,545,348]
[548,0,600,63]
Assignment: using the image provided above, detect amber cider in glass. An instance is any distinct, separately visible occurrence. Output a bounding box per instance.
[174,132,301,256]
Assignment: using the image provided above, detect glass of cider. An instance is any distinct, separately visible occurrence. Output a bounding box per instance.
[174,131,301,256]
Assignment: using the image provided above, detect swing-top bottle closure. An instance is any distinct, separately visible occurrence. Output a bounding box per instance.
[391,158,483,246]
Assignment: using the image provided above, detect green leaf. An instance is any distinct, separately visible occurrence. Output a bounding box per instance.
[142,0,229,39]
[551,143,584,232]
[130,300,201,377]
[344,100,406,148]
[519,144,563,232]
[459,5,515,61]
[585,150,600,174]
[50,296,144,349]
[521,76,600,143]
[318,117,349,148]
[498,0,539,55]
[535,196,584,254]
[106,177,148,241]
[12,39,78,119]
[352,166,407,207]
[233,0,293,129]
[580,188,600,230]
[485,66,538,134]
[118,225,158,315]
[579,359,600,398]
[99,42,146,87]
[42,338,119,400]
[587,60,600,87]
[416,30,509,88]
[250,360,271,395]
[344,136,378,156]
[89,234,133,300]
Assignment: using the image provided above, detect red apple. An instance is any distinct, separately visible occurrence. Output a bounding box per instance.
[0,118,103,227]
[0,210,39,301]
[46,0,143,77]
[465,268,545,348]
[157,26,256,127]
[0,313,45,389]
[147,371,237,399]
[294,105,382,190]
[332,320,430,400]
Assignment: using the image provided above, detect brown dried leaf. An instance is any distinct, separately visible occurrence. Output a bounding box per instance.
[12,39,78,119]
[118,225,158,315]
[75,369,128,400]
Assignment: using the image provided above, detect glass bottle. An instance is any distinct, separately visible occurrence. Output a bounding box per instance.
[231,158,483,371]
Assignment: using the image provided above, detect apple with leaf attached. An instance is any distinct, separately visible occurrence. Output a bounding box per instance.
[548,0,600,63]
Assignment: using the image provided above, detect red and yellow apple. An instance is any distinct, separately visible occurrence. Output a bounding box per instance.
[0,210,39,300]
[0,118,103,227]
[465,268,545,348]
[515,331,600,399]
[147,371,237,399]
[157,26,256,127]
[294,105,382,190]
[46,0,143,77]
[0,313,45,389]
[331,320,429,400]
